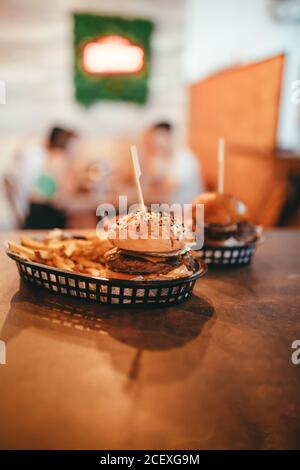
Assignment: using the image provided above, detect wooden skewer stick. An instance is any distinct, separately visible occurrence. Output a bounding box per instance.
[218,138,225,195]
[130,145,146,211]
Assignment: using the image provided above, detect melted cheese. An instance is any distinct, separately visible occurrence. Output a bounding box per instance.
[120,250,168,263]
[135,254,166,263]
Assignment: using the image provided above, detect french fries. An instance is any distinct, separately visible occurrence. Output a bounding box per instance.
[20,237,46,250]
[8,241,36,261]
[8,229,112,278]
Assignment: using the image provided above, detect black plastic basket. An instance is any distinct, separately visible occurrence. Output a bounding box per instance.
[7,251,207,308]
[197,242,257,266]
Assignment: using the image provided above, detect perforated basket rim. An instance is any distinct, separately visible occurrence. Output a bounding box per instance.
[6,250,207,288]
[200,242,257,251]
[196,241,257,268]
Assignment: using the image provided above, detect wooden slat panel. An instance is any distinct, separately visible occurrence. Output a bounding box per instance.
[189,54,284,154]
[224,151,287,226]
[188,54,287,226]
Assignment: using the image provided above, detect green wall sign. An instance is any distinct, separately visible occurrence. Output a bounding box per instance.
[73,13,154,106]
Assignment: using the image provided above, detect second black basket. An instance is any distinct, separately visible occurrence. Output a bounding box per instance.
[197,243,257,266]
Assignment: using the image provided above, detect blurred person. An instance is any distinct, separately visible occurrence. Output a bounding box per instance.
[10,126,79,229]
[140,122,204,206]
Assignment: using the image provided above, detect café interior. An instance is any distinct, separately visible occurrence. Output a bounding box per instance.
[1,0,300,453]
[0,0,300,230]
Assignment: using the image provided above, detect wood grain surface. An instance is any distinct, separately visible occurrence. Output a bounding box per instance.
[0,230,300,449]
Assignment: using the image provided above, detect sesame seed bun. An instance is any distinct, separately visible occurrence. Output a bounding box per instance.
[108,211,186,254]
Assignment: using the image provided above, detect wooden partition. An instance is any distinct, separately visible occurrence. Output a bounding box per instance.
[188,54,287,226]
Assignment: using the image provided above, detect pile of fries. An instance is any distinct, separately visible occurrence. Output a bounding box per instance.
[8,229,112,277]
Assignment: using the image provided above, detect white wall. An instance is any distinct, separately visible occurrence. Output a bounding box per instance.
[0,0,187,140]
[2,0,298,146]
[0,0,188,228]
[183,0,300,150]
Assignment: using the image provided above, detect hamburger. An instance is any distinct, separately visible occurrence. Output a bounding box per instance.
[104,211,198,280]
[192,192,259,246]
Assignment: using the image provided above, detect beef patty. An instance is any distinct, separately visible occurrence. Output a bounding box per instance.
[105,249,197,275]
[205,221,257,244]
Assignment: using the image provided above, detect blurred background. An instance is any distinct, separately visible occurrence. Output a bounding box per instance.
[0,0,299,229]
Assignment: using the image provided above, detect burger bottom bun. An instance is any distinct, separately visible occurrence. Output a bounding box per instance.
[104,268,144,281]
[110,237,185,254]
[105,264,194,281]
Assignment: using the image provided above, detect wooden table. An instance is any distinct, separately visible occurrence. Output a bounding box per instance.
[0,230,300,450]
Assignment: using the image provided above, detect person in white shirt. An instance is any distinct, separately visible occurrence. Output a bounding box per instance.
[140,122,205,206]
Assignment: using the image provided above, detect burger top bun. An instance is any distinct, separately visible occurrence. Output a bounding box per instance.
[108,211,186,253]
[193,192,250,226]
